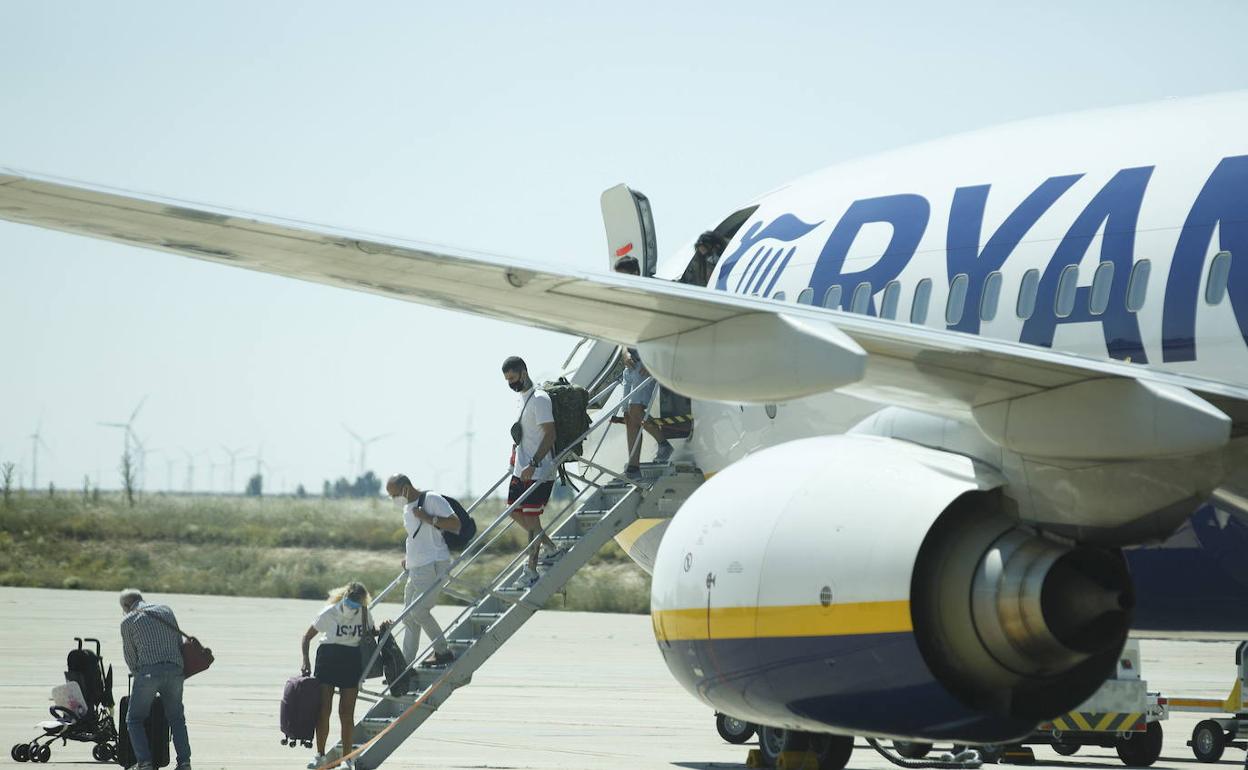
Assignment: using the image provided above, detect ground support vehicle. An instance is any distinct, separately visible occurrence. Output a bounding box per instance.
[1164,641,1248,763]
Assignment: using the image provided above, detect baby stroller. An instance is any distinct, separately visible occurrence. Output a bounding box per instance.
[10,637,120,763]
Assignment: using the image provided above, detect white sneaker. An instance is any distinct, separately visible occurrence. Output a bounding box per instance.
[306,754,325,769]
[519,566,539,586]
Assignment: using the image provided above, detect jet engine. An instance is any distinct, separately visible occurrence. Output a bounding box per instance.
[650,435,1133,742]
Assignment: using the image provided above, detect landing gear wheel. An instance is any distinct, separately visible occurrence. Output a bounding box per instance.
[759,726,805,767]
[1053,743,1080,756]
[1191,720,1225,763]
[1117,722,1163,767]
[894,741,933,759]
[807,733,854,770]
[12,743,30,762]
[716,713,756,744]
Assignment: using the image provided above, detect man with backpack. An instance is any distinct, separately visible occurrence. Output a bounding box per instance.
[501,355,561,584]
[386,473,459,668]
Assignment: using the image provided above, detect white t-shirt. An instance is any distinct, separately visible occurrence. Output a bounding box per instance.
[313,602,368,647]
[512,387,556,481]
[403,494,455,569]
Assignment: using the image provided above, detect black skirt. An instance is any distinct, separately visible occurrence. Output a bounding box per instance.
[315,643,362,689]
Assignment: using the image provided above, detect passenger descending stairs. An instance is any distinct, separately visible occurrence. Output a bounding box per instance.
[328,461,703,769]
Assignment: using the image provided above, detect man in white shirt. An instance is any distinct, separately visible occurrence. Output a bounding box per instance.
[386,473,459,668]
[502,356,560,582]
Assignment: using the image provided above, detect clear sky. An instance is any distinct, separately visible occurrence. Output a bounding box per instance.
[2,1,1245,496]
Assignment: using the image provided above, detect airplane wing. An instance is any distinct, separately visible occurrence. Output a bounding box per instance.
[2,168,1245,461]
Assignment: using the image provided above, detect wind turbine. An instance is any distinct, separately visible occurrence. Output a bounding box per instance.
[221,445,249,494]
[28,417,50,490]
[182,449,206,493]
[445,409,475,496]
[99,396,148,462]
[342,425,392,477]
[132,435,156,492]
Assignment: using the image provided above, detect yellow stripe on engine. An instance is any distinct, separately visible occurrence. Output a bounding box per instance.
[653,600,912,642]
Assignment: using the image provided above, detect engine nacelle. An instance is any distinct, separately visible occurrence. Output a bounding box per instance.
[651,435,1132,742]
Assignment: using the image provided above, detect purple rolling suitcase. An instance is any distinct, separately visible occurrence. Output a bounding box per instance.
[280,675,321,748]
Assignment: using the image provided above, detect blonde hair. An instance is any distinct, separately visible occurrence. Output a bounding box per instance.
[327,581,370,606]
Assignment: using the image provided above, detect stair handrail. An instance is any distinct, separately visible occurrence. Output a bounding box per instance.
[359,375,654,687]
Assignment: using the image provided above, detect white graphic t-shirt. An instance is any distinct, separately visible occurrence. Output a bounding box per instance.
[313,602,367,647]
[512,387,555,481]
[403,493,455,569]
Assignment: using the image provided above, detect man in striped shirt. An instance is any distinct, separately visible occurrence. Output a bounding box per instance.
[119,589,192,770]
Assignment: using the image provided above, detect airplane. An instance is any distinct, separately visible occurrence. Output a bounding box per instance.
[3,90,1248,766]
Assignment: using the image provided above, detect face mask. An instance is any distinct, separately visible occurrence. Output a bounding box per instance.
[508,379,526,392]
[342,597,361,610]
[392,495,407,507]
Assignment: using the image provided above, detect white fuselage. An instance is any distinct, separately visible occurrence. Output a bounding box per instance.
[650,91,1248,475]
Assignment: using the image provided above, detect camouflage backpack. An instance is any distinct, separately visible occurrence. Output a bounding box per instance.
[540,378,591,463]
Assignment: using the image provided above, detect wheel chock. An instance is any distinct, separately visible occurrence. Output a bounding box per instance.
[1002,746,1035,764]
[746,749,765,768]
[777,750,820,770]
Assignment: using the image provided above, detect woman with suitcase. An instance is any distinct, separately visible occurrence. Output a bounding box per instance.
[299,582,385,770]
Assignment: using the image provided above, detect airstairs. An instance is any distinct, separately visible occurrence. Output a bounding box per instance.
[322,379,702,769]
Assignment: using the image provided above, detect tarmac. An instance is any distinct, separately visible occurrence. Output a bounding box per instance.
[0,586,1243,770]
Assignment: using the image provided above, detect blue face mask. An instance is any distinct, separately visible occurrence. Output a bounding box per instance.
[342,597,361,610]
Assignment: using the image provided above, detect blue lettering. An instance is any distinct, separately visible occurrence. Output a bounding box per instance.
[945,175,1082,333]
[807,194,930,313]
[1162,155,1248,361]
[715,214,822,292]
[1020,166,1153,361]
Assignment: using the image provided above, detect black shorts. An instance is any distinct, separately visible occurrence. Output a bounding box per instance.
[508,477,554,517]
[314,642,362,689]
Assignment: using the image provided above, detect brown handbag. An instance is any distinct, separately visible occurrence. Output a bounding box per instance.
[141,608,215,679]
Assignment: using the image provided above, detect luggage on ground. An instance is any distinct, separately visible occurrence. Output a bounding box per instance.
[117,691,170,768]
[541,378,590,461]
[279,675,321,747]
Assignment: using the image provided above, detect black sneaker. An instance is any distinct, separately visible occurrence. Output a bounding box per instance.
[421,650,455,667]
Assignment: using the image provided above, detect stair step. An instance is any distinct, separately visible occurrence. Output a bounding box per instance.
[575,512,606,532]
[466,612,504,629]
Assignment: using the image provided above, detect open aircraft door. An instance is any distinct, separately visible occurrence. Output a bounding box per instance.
[600,183,658,277]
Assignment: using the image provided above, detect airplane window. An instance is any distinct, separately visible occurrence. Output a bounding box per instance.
[1089,261,1115,316]
[1016,268,1040,320]
[880,280,901,319]
[823,285,842,310]
[772,291,786,302]
[1206,251,1232,305]
[1126,259,1151,312]
[980,271,1003,322]
[797,287,814,305]
[945,273,969,325]
[910,279,932,323]
[1055,264,1079,318]
[850,282,872,314]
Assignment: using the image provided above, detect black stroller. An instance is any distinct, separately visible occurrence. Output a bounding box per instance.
[10,637,120,764]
